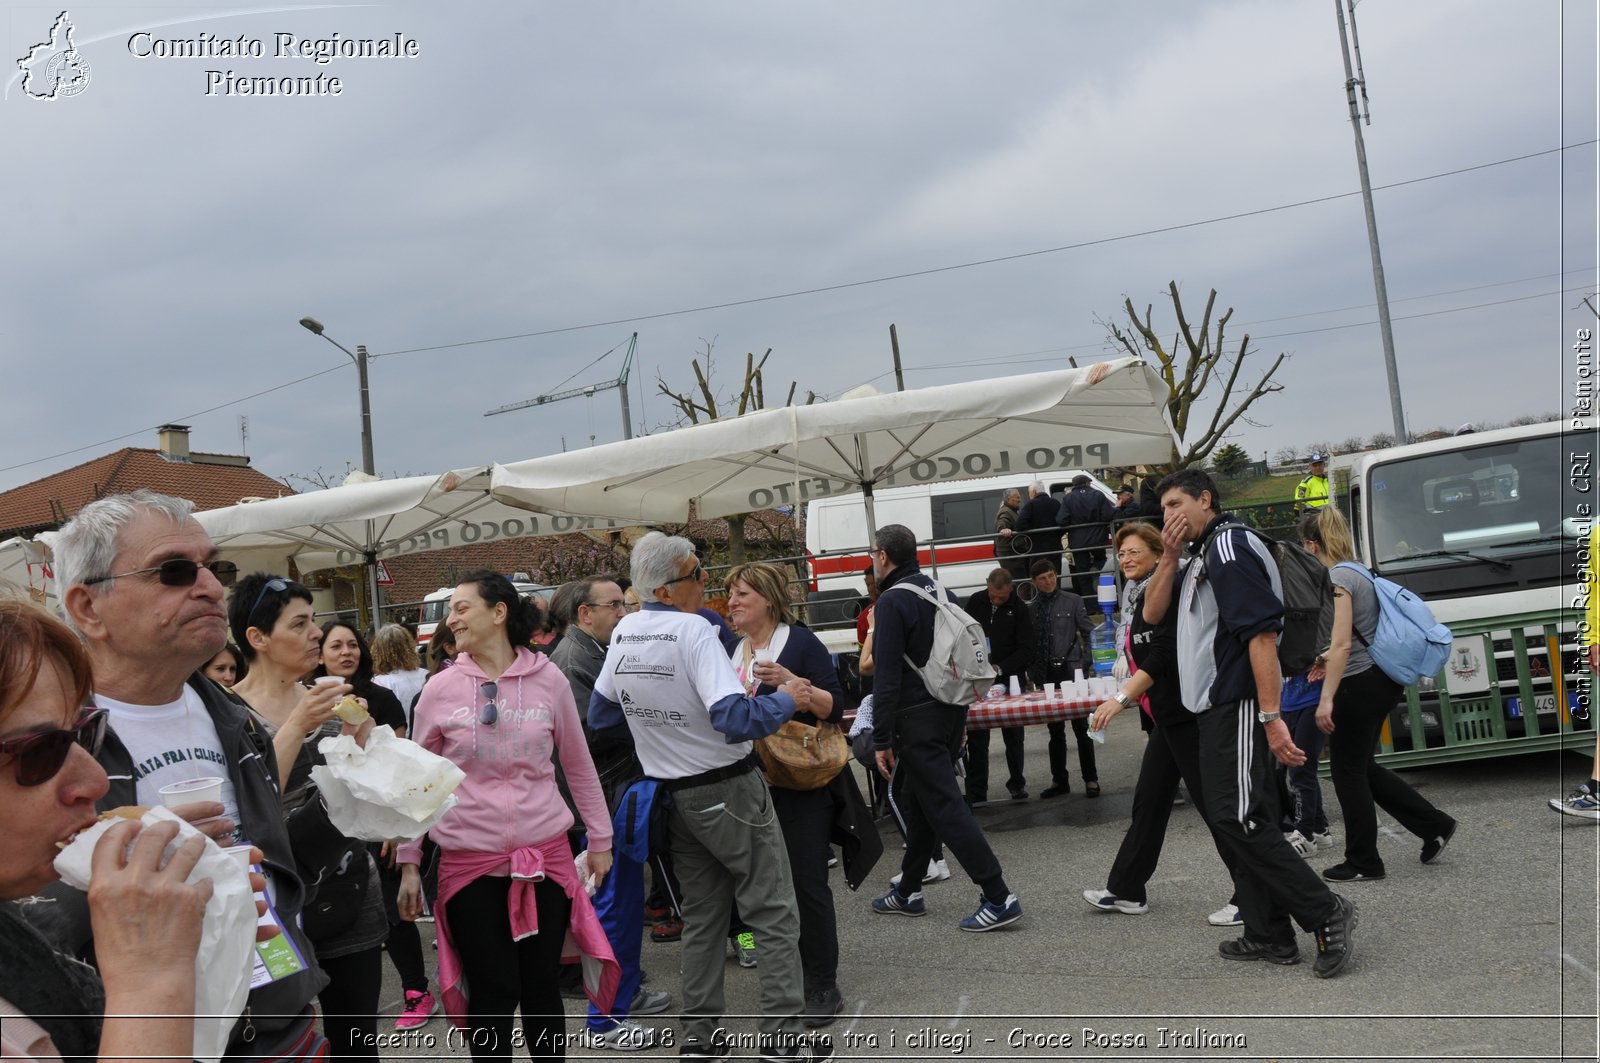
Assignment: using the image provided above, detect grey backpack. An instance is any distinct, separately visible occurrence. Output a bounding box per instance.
[885,581,993,706]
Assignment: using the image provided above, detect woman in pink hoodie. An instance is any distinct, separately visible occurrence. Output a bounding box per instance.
[397,571,618,1060]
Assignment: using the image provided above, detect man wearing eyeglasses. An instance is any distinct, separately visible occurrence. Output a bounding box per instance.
[589,533,828,1061]
[46,489,329,1060]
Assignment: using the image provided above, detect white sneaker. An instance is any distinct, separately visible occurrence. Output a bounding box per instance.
[1082,888,1149,915]
[1312,830,1335,850]
[890,858,951,888]
[1207,903,1242,927]
[584,1019,657,1051]
[1285,830,1316,858]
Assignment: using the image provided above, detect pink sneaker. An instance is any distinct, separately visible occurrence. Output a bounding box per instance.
[395,990,436,1030]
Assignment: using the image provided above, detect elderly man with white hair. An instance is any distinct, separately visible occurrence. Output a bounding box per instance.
[588,532,831,1062]
[43,489,330,1060]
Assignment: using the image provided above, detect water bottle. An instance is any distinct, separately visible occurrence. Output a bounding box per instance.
[1090,613,1118,677]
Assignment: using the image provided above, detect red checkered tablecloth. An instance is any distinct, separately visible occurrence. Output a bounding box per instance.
[965,692,1098,730]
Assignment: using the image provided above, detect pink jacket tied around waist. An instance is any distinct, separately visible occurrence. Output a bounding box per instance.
[434,837,620,1028]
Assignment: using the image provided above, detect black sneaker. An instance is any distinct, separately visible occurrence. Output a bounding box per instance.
[1313,894,1358,979]
[1322,862,1385,882]
[1218,935,1300,965]
[1420,818,1457,864]
[760,1033,835,1061]
[1008,787,1029,801]
[679,1036,731,1059]
[803,985,843,1028]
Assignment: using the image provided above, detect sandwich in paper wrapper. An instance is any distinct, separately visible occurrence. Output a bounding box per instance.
[310,725,464,841]
[54,805,255,1063]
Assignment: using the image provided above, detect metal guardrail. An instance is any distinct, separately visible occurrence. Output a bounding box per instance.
[1365,608,1592,769]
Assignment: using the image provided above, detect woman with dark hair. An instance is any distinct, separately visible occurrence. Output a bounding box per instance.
[1301,507,1458,881]
[426,623,458,677]
[396,570,620,1059]
[314,621,407,737]
[227,573,388,1062]
[724,561,880,1029]
[202,642,247,687]
[0,600,213,1063]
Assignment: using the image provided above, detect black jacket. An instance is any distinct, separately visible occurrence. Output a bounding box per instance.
[962,589,1035,683]
[870,562,956,748]
[1058,484,1115,550]
[1026,588,1093,681]
[1015,492,1061,534]
[32,674,327,1057]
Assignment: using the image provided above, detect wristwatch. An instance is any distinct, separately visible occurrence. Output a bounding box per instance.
[1112,691,1134,708]
[1257,710,1282,724]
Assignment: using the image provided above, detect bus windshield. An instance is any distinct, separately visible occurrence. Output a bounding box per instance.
[1366,433,1573,573]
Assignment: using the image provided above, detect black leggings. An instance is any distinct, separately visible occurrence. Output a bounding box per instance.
[317,946,383,1061]
[445,875,572,1060]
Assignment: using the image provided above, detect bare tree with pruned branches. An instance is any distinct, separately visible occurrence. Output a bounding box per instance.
[1101,281,1285,474]
[656,339,815,562]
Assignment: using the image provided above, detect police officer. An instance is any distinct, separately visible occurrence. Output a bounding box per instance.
[1295,453,1331,514]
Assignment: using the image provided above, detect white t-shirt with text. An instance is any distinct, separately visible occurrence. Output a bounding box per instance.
[97,687,242,828]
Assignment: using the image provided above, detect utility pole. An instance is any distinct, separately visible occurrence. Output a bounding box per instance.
[1335,0,1406,443]
[889,323,905,391]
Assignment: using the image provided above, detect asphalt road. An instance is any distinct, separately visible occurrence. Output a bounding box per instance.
[370,731,1598,1062]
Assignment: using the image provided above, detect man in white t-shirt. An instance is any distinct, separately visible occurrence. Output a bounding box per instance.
[50,489,328,1059]
[590,533,829,1062]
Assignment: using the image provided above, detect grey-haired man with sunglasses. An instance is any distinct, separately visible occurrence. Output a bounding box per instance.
[589,533,828,1061]
[43,489,330,1060]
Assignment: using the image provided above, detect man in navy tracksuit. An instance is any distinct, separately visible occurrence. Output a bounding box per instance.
[1143,469,1357,978]
[867,524,1021,932]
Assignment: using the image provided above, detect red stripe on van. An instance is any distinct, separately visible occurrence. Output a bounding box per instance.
[811,543,997,577]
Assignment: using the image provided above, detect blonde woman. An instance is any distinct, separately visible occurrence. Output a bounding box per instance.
[1300,507,1458,881]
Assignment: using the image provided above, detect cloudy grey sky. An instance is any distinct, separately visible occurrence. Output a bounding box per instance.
[2,0,1595,497]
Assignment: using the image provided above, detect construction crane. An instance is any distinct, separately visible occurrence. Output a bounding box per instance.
[483,332,636,439]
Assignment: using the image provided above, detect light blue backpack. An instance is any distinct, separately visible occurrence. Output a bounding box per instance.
[1334,562,1453,685]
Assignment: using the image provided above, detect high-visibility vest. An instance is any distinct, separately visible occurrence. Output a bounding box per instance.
[1295,473,1330,510]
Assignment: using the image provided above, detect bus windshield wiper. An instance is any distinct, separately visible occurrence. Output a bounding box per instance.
[1379,549,1512,572]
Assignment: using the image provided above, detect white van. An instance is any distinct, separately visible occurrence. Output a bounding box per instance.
[803,472,1115,651]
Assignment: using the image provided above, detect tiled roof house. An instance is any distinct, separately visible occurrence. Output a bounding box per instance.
[0,424,292,538]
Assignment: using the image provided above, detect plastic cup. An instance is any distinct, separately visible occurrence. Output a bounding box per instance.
[1007,676,1022,697]
[159,776,224,808]
[753,647,776,666]
[223,844,256,873]
[313,675,345,690]
[1044,682,1057,699]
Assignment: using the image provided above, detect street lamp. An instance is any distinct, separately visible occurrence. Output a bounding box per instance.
[298,315,381,632]
[298,316,376,476]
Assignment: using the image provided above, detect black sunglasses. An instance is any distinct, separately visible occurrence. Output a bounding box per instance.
[662,564,705,589]
[479,681,498,726]
[0,708,109,787]
[84,558,238,589]
[246,578,293,625]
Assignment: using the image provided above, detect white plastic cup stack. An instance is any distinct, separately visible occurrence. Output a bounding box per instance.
[1043,682,1057,700]
[1007,675,1022,697]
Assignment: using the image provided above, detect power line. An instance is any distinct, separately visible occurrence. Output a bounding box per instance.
[370,140,1594,360]
[846,283,1592,388]
[3,142,1591,481]
[0,363,348,478]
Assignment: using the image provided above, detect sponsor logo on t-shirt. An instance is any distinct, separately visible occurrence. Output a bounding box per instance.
[616,654,675,679]
[618,690,686,724]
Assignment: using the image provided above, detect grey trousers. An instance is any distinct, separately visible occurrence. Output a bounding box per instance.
[666,767,806,1046]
